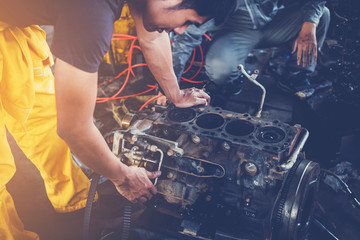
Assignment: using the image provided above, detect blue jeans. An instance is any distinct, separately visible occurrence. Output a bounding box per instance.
[172,5,330,85]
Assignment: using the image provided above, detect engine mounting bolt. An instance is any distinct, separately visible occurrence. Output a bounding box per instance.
[167,149,174,156]
[148,145,157,152]
[206,195,212,202]
[222,142,231,151]
[245,162,258,176]
[191,135,201,144]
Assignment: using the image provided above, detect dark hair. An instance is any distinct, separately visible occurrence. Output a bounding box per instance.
[169,0,236,25]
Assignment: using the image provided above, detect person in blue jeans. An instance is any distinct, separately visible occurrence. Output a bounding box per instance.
[171,0,330,99]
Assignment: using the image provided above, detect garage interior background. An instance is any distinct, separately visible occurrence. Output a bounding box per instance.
[6,0,360,239]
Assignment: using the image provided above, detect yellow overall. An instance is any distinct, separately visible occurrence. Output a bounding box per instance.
[0,22,91,239]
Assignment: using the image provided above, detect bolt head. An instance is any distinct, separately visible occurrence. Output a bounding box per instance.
[222,142,231,151]
[191,135,201,144]
[167,149,174,156]
[245,162,258,176]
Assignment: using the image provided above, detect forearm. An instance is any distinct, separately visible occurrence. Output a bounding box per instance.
[301,21,316,33]
[54,58,127,181]
[58,121,126,181]
[55,58,159,203]
[128,2,210,108]
[138,33,183,104]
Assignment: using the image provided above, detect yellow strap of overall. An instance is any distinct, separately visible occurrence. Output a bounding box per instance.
[0,22,53,123]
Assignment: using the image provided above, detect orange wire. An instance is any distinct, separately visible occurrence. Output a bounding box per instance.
[113,63,148,96]
[111,37,135,41]
[139,94,163,111]
[98,32,211,103]
[96,85,157,103]
[98,34,150,103]
[96,63,149,103]
[189,45,204,80]
[180,76,203,84]
[183,48,196,74]
[127,38,138,77]
[178,33,211,82]
[203,33,212,41]
[112,33,137,38]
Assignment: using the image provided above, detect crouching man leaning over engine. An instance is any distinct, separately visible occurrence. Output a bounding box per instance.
[0,0,215,239]
[170,0,330,99]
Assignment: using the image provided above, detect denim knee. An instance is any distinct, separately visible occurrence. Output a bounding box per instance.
[205,55,242,85]
[205,58,230,85]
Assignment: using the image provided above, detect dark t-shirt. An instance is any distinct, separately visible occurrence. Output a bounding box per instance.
[0,0,124,72]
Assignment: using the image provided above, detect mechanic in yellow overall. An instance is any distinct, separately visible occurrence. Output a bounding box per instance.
[0,0,217,238]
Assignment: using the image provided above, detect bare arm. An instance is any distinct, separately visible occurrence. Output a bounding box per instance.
[128,3,210,108]
[54,58,159,203]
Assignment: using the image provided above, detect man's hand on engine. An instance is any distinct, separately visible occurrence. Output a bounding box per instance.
[111,166,161,203]
[292,22,317,68]
[173,87,210,108]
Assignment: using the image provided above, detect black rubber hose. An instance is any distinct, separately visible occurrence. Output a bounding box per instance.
[83,173,100,240]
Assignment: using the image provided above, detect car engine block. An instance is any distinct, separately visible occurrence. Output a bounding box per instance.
[111,105,320,240]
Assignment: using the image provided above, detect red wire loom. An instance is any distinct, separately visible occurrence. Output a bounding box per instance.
[97,33,211,110]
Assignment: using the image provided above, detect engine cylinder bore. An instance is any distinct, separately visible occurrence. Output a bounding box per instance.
[196,113,225,129]
[168,108,197,122]
[256,126,285,144]
[225,120,255,136]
